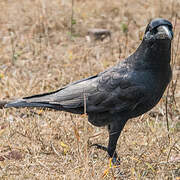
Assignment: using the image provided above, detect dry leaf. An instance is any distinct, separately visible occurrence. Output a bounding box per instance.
[5,150,22,160]
[60,141,69,155]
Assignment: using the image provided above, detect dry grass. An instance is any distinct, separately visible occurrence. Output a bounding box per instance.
[0,0,179,179]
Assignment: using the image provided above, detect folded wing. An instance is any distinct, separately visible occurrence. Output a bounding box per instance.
[5,65,146,116]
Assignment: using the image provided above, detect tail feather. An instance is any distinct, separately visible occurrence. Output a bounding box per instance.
[0,101,8,109]
[5,99,61,110]
[5,98,84,114]
[4,89,61,109]
[4,75,98,113]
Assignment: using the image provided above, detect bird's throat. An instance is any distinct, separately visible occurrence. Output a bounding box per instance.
[136,39,171,65]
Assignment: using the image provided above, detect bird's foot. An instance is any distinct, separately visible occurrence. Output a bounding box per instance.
[91,143,120,165]
[91,143,108,151]
[111,156,121,165]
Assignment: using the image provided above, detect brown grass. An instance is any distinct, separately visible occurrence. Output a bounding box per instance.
[0,0,179,179]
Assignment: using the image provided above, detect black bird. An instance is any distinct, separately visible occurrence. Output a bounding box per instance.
[5,18,173,163]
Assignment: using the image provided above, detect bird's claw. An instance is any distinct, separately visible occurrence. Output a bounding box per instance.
[111,156,121,165]
[91,143,120,165]
[91,143,108,151]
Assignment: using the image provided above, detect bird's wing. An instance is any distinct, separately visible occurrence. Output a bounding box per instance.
[45,65,147,114]
[6,64,146,114]
[86,67,147,114]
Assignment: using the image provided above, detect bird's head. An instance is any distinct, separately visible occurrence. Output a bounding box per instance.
[134,18,174,64]
[144,18,173,41]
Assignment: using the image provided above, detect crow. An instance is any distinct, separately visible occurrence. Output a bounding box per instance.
[4,18,173,164]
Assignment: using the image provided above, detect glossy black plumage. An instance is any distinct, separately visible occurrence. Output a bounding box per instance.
[5,18,173,163]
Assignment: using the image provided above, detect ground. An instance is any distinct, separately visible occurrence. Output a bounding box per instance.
[0,0,179,179]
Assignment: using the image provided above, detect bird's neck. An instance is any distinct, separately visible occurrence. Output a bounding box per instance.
[134,39,171,65]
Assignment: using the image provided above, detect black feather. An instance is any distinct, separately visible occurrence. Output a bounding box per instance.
[5,18,173,164]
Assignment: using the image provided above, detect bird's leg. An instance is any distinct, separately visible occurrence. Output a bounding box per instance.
[107,119,127,164]
[107,126,121,164]
[91,119,127,164]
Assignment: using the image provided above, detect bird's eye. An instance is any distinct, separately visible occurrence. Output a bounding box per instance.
[168,25,173,31]
[150,28,158,34]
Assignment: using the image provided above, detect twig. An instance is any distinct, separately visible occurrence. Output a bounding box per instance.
[83,91,87,114]
[118,38,122,59]
[171,76,178,106]
[51,142,61,157]
[70,0,74,35]
[171,15,178,69]
[165,86,170,139]
[37,159,49,170]
[167,139,179,162]
[173,32,180,66]
[8,29,16,65]
[70,115,81,161]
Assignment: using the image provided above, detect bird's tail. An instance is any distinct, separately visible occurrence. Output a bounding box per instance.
[4,75,97,113]
[0,101,8,109]
[5,99,59,109]
[4,90,63,110]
